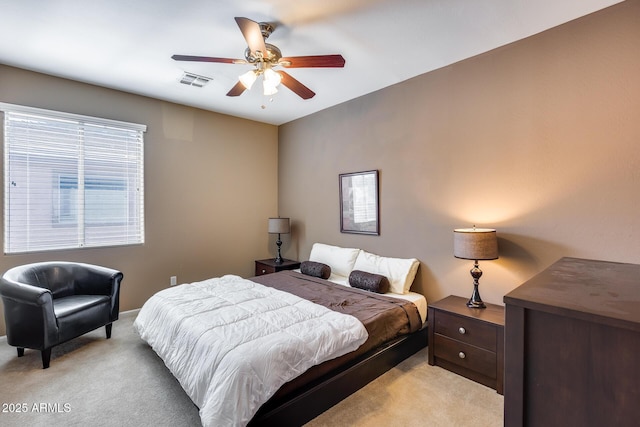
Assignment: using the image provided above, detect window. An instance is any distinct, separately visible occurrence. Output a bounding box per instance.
[1,103,146,254]
[55,175,129,225]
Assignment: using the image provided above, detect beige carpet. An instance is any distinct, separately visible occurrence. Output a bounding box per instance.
[0,310,503,426]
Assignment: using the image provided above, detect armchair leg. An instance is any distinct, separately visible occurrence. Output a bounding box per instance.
[17,348,25,357]
[41,348,52,369]
[106,323,112,339]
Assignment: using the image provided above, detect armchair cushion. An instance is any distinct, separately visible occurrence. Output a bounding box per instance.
[53,295,111,319]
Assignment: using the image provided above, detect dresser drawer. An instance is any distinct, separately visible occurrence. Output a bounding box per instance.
[433,334,497,379]
[434,310,497,351]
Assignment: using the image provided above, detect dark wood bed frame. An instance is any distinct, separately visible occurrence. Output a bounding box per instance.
[249,325,428,426]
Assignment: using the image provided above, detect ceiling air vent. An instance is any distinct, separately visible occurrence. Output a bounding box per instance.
[179,72,212,88]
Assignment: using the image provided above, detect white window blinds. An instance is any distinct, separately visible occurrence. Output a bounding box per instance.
[1,103,146,254]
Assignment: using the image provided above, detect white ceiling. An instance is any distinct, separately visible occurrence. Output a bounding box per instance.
[0,0,622,125]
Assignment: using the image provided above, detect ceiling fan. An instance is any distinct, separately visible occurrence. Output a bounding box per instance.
[172,17,345,100]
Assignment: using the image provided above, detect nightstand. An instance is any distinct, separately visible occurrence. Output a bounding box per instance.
[254,258,301,276]
[428,295,504,394]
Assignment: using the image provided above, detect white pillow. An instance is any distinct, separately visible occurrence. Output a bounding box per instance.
[309,243,361,278]
[353,250,420,294]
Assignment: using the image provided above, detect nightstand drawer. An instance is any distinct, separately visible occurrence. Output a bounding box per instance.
[434,311,497,351]
[255,263,276,276]
[433,334,497,379]
[254,259,301,277]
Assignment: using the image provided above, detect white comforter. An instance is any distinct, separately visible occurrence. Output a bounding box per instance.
[134,275,368,427]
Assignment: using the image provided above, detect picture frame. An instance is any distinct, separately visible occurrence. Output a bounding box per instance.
[339,170,379,235]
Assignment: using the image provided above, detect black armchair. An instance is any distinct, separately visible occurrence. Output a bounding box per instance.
[0,261,123,368]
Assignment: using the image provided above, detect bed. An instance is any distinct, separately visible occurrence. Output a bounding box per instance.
[134,243,427,426]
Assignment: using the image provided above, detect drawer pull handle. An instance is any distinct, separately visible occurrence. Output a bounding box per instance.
[458,327,466,335]
[458,351,466,359]
[261,269,266,274]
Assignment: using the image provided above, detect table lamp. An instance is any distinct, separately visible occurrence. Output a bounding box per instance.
[268,217,290,264]
[453,226,498,308]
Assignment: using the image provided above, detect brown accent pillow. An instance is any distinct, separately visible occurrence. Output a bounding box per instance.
[300,261,331,280]
[348,270,390,294]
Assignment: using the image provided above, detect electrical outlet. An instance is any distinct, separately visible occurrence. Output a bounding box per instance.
[170,276,177,286]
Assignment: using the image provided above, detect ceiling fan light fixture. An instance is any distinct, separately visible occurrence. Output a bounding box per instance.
[239,70,257,89]
[262,68,281,96]
[263,80,278,96]
[263,68,282,87]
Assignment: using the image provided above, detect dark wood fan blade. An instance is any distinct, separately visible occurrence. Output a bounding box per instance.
[172,54,241,64]
[280,55,345,68]
[226,81,247,97]
[235,17,267,57]
[277,71,315,99]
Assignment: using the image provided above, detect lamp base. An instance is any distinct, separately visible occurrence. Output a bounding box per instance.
[466,295,486,309]
[274,234,283,264]
[467,261,486,309]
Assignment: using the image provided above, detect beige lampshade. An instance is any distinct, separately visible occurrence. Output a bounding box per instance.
[453,228,498,260]
[268,217,290,234]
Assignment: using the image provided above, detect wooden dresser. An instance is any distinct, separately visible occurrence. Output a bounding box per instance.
[504,257,640,426]
[428,295,504,394]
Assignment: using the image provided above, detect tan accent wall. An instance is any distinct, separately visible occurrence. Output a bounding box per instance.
[278,1,640,306]
[0,65,278,335]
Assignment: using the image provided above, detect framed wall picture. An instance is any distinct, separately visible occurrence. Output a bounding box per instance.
[339,170,379,235]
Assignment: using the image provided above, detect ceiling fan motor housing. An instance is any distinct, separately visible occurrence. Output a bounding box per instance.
[244,43,282,64]
[259,22,274,39]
